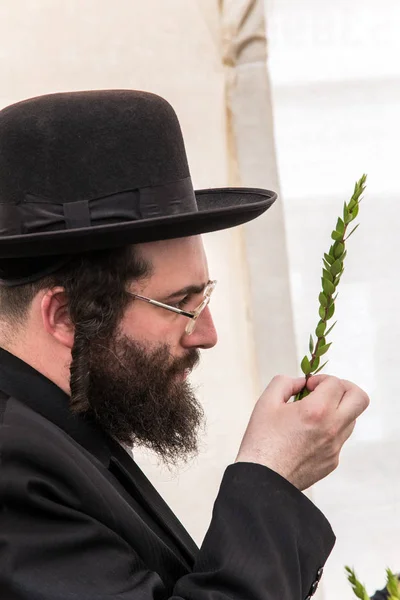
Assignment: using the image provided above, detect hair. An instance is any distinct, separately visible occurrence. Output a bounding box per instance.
[0,246,151,412]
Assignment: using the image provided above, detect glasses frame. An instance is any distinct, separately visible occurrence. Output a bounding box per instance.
[128,280,217,335]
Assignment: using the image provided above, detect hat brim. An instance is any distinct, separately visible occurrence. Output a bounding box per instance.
[0,187,277,258]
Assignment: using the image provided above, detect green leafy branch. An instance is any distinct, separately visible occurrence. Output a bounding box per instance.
[345,566,370,600]
[346,566,400,600]
[295,174,367,401]
[386,569,400,600]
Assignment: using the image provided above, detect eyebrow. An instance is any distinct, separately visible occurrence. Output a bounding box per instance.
[163,282,209,302]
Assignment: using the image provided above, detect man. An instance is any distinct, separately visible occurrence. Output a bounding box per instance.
[0,90,369,599]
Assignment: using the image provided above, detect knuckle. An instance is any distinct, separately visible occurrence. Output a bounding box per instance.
[269,374,291,390]
[343,381,370,407]
[272,374,287,384]
[362,391,371,409]
[334,377,346,395]
[319,375,346,398]
[303,405,327,425]
[351,389,370,413]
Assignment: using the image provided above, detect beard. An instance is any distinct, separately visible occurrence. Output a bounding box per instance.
[85,333,204,466]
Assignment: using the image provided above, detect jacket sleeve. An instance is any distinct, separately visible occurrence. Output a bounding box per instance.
[176,463,334,600]
[0,433,335,599]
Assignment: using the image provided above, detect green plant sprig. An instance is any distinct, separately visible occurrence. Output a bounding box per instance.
[346,566,400,600]
[294,174,367,401]
[345,566,370,600]
[386,569,400,600]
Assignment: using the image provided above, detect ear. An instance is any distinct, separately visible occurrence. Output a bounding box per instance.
[41,287,74,349]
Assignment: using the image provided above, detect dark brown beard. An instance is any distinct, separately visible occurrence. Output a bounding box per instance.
[85,334,204,466]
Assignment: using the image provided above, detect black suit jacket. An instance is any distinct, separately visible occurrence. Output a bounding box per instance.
[0,348,335,599]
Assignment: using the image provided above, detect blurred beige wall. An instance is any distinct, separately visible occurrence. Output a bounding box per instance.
[264,1,400,597]
[0,0,296,545]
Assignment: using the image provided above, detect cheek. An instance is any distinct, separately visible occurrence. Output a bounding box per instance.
[119,305,184,348]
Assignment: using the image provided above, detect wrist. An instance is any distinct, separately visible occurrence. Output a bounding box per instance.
[235,451,298,489]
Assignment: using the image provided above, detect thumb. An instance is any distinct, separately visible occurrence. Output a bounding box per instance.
[264,375,307,405]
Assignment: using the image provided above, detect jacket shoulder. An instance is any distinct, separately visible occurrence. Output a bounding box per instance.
[0,394,87,456]
[0,394,112,511]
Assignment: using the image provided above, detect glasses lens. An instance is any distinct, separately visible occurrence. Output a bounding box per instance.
[184,281,216,335]
[185,297,209,335]
[185,318,196,335]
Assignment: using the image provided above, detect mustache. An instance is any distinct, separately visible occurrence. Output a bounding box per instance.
[168,349,200,377]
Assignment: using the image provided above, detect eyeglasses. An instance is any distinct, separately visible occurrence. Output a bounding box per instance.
[128,280,217,335]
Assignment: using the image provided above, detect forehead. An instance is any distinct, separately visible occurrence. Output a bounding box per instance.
[135,236,208,285]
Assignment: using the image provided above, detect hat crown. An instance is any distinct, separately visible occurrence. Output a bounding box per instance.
[0,90,191,205]
[0,89,275,263]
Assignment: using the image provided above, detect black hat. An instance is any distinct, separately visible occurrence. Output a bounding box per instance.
[0,90,277,282]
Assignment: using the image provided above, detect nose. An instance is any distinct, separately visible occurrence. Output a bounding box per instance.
[181,306,218,349]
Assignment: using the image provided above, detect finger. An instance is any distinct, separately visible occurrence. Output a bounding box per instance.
[339,420,356,445]
[306,375,346,407]
[339,378,369,396]
[332,418,357,449]
[265,375,307,405]
[337,385,370,422]
[306,374,331,392]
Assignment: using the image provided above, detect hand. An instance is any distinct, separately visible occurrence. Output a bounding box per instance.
[235,374,369,491]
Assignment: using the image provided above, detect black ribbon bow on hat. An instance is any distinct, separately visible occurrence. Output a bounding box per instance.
[0,178,197,236]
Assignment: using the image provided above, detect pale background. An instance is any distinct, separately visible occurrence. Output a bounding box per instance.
[0,1,398,599]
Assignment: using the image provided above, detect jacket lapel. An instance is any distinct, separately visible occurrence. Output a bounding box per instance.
[108,439,198,568]
[0,349,198,570]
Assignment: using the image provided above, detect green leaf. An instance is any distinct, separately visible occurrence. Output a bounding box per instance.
[345,566,370,600]
[300,355,311,375]
[315,342,332,357]
[322,268,333,282]
[348,200,356,212]
[310,356,320,371]
[331,230,342,241]
[387,569,400,599]
[330,259,342,276]
[324,253,334,265]
[336,217,345,234]
[309,335,314,354]
[315,321,326,337]
[325,320,337,336]
[313,360,329,375]
[386,569,400,600]
[334,242,345,258]
[322,259,330,271]
[326,303,335,319]
[343,202,350,223]
[319,292,328,307]
[319,305,326,319]
[348,189,358,209]
[322,277,335,296]
[349,203,359,221]
[345,223,360,240]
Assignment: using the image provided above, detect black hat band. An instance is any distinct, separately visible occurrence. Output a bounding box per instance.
[0,177,197,236]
